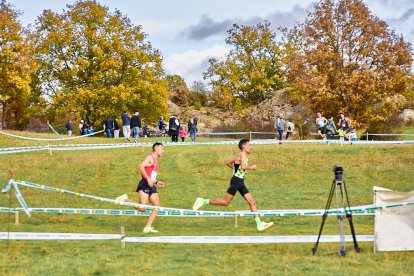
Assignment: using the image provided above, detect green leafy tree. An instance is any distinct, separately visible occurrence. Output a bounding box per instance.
[166,74,192,106]
[285,0,413,126]
[32,0,168,126]
[166,74,187,91]
[204,21,285,110]
[0,1,37,129]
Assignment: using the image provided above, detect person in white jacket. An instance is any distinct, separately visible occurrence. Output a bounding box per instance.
[285,119,295,140]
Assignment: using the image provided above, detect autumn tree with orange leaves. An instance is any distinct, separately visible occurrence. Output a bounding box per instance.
[284,0,413,127]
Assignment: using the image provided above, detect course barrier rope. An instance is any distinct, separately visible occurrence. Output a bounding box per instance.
[0,129,105,141]
[0,206,376,217]
[367,133,414,136]
[0,232,374,243]
[0,232,122,240]
[2,180,414,218]
[1,139,414,155]
[121,234,375,244]
[47,121,63,137]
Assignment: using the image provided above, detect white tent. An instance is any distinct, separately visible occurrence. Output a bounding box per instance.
[374,186,414,251]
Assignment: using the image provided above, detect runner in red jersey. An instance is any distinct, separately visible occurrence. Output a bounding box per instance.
[115,142,165,233]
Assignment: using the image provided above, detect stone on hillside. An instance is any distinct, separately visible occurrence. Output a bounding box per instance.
[400,109,414,123]
[243,89,295,126]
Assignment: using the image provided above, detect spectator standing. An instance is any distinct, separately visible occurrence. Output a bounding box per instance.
[285,119,294,140]
[157,116,166,131]
[315,112,327,139]
[130,111,142,143]
[338,113,351,140]
[65,120,73,136]
[168,115,180,142]
[114,118,120,139]
[349,129,358,143]
[187,119,192,132]
[325,117,337,140]
[103,117,114,138]
[179,127,187,142]
[79,120,84,135]
[121,111,131,141]
[337,128,345,143]
[275,113,284,144]
[190,117,198,142]
[81,121,89,136]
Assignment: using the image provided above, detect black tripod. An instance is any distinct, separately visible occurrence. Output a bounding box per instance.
[312,166,360,256]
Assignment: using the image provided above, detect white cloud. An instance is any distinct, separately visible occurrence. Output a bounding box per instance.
[164,44,229,84]
[140,19,190,34]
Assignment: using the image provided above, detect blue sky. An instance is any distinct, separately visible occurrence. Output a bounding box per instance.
[11,0,414,85]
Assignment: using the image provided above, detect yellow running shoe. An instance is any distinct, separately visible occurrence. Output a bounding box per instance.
[143,227,159,234]
[257,221,274,232]
[115,194,128,202]
[192,197,205,210]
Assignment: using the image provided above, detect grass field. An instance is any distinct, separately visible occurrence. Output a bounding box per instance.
[0,131,413,275]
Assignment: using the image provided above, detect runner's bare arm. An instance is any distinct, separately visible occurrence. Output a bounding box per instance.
[225,157,237,169]
[240,152,256,171]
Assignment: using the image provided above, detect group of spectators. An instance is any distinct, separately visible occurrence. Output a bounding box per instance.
[102,111,142,142]
[315,112,357,142]
[167,115,198,142]
[66,112,199,143]
[274,113,295,144]
[70,111,142,142]
[274,112,357,143]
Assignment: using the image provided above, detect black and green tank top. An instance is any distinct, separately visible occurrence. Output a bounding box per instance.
[233,157,248,179]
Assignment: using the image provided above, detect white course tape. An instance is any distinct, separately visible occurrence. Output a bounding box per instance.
[368,133,414,136]
[3,180,414,218]
[0,232,373,243]
[0,206,376,217]
[0,232,122,240]
[122,235,374,244]
[1,139,414,155]
[0,129,104,141]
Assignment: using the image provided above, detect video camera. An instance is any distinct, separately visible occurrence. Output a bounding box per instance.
[333,165,343,183]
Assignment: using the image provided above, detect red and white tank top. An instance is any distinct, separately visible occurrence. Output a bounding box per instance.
[142,154,158,181]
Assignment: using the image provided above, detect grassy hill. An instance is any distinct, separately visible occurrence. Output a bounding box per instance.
[0,132,413,275]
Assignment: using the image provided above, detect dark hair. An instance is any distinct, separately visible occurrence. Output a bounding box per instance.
[238,139,250,150]
[152,142,163,151]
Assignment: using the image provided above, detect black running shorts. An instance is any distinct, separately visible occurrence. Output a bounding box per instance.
[227,176,249,196]
[136,179,157,196]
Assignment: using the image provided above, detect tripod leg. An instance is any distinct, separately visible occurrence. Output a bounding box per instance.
[346,213,360,253]
[312,214,327,255]
[312,181,336,255]
[337,184,346,257]
[343,181,361,253]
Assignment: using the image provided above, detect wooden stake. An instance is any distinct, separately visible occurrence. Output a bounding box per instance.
[121,226,125,248]
[15,211,19,225]
[234,213,238,228]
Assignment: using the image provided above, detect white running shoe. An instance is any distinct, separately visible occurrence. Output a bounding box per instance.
[257,221,274,232]
[115,194,128,202]
[192,197,204,211]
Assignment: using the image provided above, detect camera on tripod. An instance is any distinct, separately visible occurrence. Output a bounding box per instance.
[333,165,343,184]
[312,165,360,256]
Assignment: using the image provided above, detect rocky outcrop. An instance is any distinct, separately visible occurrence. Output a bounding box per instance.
[243,89,295,127]
[166,100,182,116]
[400,109,414,124]
[166,89,296,132]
